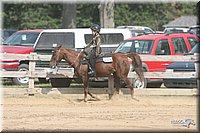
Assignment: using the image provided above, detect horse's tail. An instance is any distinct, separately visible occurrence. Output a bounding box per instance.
[126,52,145,82]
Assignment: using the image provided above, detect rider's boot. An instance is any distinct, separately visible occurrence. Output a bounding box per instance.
[88,66,96,76]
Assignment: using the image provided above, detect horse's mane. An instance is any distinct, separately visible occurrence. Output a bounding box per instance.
[61,47,84,59]
[62,47,79,56]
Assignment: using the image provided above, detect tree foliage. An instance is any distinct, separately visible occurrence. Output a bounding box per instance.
[2,2,197,31]
[3,3,62,29]
[114,2,197,30]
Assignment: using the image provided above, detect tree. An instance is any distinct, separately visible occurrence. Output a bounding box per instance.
[76,4,100,27]
[99,0,115,28]
[62,3,76,28]
[3,3,62,29]
[2,2,197,30]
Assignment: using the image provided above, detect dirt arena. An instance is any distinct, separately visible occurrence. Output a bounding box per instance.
[2,91,198,132]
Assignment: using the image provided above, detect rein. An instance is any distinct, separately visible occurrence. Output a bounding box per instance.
[69,50,83,68]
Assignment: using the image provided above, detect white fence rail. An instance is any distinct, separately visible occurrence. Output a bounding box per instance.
[0,53,199,95]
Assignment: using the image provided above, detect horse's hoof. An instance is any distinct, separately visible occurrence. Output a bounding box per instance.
[84,99,87,102]
[95,97,100,101]
[132,97,139,102]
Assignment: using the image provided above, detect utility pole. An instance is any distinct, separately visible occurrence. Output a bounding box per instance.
[99,0,115,28]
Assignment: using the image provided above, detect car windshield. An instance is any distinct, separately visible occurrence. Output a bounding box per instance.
[115,40,154,54]
[188,44,199,54]
[3,32,40,47]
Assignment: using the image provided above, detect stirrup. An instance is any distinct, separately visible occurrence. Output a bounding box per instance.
[88,70,96,76]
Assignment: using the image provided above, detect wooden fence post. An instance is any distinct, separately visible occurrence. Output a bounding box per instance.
[27,52,37,95]
[194,53,199,90]
[108,75,114,99]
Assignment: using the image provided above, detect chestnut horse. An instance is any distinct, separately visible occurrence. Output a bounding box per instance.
[50,45,144,102]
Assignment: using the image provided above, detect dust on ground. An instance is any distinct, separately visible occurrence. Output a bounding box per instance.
[2,94,198,132]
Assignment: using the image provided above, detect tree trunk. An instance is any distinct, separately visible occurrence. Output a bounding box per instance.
[99,0,115,28]
[62,3,76,28]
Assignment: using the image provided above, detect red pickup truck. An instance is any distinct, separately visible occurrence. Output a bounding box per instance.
[114,33,199,88]
[0,29,71,87]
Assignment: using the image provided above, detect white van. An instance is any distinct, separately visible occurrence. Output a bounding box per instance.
[34,28,132,53]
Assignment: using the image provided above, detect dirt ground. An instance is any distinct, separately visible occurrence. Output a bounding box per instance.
[2,93,198,132]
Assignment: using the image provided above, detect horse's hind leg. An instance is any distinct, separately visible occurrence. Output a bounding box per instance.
[122,77,134,96]
[122,76,139,101]
[112,74,121,97]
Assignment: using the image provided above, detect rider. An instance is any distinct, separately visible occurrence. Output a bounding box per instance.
[84,23,102,76]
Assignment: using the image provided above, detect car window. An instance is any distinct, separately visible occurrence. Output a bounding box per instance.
[130,30,145,36]
[84,33,124,45]
[115,40,153,54]
[36,32,75,49]
[155,40,171,55]
[144,29,154,34]
[189,44,199,54]
[172,38,188,54]
[3,32,39,47]
[187,37,198,48]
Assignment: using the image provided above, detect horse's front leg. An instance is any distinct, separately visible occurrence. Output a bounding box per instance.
[83,80,99,102]
[82,76,99,102]
[83,84,88,102]
[123,77,139,102]
[82,76,89,102]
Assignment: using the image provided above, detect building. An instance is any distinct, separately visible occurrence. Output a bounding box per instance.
[163,16,197,28]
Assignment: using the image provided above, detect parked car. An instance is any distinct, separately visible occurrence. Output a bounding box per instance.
[114,33,199,88]
[163,44,199,88]
[1,28,132,87]
[116,26,155,37]
[188,25,200,37]
[163,27,189,34]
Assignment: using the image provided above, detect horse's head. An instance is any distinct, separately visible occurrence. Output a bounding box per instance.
[50,44,64,69]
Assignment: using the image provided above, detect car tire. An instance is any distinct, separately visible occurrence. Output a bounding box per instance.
[132,77,147,89]
[50,78,72,88]
[12,64,29,85]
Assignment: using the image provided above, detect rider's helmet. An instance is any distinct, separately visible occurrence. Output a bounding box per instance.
[90,23,101,33]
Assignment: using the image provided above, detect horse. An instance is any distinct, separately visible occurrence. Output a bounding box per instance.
[50,45,144,102]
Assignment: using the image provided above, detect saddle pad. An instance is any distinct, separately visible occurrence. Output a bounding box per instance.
[102,57,113,63]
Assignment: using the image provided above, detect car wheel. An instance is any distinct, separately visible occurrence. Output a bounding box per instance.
[12,64,29,85]
[50,78,72,87]
[132,77,147,89]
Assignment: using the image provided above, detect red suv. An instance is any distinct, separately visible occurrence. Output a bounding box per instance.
[114,33,199,88]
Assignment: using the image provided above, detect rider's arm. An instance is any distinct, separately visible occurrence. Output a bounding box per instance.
[96,36,101,56]
[84,39,92,49]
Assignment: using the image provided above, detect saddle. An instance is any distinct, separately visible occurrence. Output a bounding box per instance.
[81,53,113,64]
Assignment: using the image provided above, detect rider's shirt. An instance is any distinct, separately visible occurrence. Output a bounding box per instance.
[85,34,101,57]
